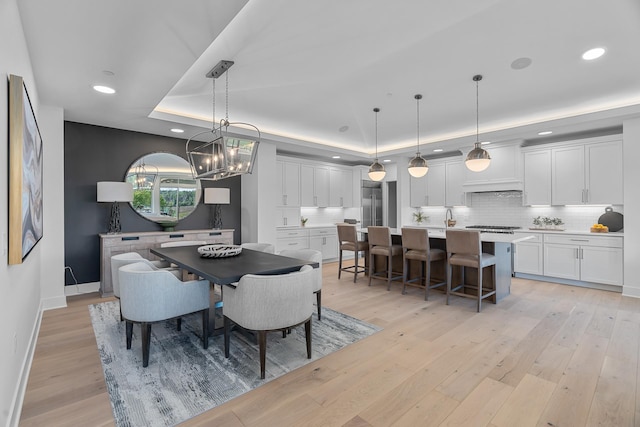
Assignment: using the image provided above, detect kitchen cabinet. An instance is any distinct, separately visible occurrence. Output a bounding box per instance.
[276,207,300,227]
[543,234,623,286]
[301,164,329,207]
[277,160,300,206]
[445,160,467,206]
[409,162,445,207]
[551,138,623,205]
[523,150,551,205]
[309,227,338,260]
[276,228,309,252]
[463,143,523,192]
[513,232,543,275]
[329,168,353,207]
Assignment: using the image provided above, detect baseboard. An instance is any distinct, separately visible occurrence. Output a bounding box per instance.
[41,295,67,311]
[8,300,43,427]
[64,281,100,296]
[622,286,640,299]
[514,273,622,293]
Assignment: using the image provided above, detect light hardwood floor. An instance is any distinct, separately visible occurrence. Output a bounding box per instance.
[20,261,640,426]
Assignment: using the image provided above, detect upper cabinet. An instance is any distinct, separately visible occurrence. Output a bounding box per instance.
[445,160,468,207]
[523,150,552,205]
[277,160,300,206]
[550,136,623,205]
[301,164,329,207]
[329,168,353,207]
[462,143,523,192]
[409,162,447,207]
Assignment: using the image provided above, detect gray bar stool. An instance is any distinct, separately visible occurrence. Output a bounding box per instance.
[445,229,496,312]
[337,224,368,282]
[368,226,403,290]
[401,227,446,300]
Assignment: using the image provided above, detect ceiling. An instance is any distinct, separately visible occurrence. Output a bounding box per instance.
[18,0,640,165]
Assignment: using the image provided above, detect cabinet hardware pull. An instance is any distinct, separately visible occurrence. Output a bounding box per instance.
[121,236,140,241]
[209,232,222,236]
[288,243,296,246]
[570,239,589,242]
[169,234,185,238]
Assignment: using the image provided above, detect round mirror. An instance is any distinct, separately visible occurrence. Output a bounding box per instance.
[125,153,201,229]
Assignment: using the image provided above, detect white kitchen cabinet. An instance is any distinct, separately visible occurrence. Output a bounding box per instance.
[275,207,300,227]
[523,150,551,205]
[276,228,309,252]
[542,233,623,286]
[309,227,338,260]
[513,233,543,275]
[301,164,329,207]
[551,137,623,205]
[409,162,445,207]
[277,160,300,206]
[445,160,467,207]
[329,168,353,207]
[463,143,523,192]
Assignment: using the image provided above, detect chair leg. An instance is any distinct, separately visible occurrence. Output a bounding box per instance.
[446,260,451,305]
[282,330,287,338]
[387,255,392,291]
[338,249,343,279]
[425,261,431,301]
[177,317,182,331]
[477,266,483,313]
[402,255,408,295]
[316,290,322,320]
[368,250,374,286]
[224,316,231,358]
[141,323,151,368]
[258,330,267,379]
[353,250,359,282]
[118,300,123,322]
[202,309,209,349]
[305,319,312,359]
[126,321,133,349]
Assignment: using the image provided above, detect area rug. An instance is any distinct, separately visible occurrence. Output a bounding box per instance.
[89,301,381,427]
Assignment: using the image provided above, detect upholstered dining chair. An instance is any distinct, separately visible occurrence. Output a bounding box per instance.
[401,227,447,300]
[279,249,323,320]
[240,242,276,254]
[111,252,181,320]
[160,240,207,279]
[445,229,497,312]
[367,226,403,291]
[336,223,368,282]
[223,265,314,379]
[118,262,210,367]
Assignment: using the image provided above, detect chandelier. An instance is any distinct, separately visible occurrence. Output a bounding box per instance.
[186,60,260,180]
[129,158,158,190]
[465,74,491,172]
[367,107,386,181]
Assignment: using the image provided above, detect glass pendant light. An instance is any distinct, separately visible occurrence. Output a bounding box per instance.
[465,74,491,172]
[408,94,428,178]
[368,107,386,181]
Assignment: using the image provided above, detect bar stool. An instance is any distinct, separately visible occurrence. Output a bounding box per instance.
[445,229,496,312]
[337,224,368,282]
[368,226,403,290]
[401,227,446,300]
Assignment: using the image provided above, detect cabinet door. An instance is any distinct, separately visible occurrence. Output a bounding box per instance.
[425,163,445,206]
[410,175,428,207]
[276,207,300,227]
[514,242,543,275]
[580,246,623,285]
[585,140,623,205]
[552,145,584,205]
[315,167,330,207]
[300,165,315,206]
[329,168,351,207]
[543,243,580,279]
[341,170,353,207]
[282,162,300,206]
[445,160,466,207]
[523,150,551,205]
[310,235,338,260]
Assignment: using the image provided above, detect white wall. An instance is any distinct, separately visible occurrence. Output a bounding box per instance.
[241,141,277,244]
[0,0,66,425]
[622,118,640,297]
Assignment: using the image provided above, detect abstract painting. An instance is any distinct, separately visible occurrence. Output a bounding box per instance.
[8,74,43,264]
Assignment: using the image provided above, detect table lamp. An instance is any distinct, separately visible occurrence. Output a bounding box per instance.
[204,187,230,229]
[97,181,133,233]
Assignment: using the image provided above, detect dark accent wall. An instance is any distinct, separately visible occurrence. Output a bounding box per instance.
[64,122,241,285]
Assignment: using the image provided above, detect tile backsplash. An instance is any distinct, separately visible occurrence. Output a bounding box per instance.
[413,192,624,231]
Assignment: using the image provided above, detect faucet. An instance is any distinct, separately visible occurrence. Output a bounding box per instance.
[445,208,455,227]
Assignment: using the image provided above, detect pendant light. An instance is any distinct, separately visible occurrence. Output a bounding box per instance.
[368,107,386,181]
[407,94,428,178]
[465,74,491,172]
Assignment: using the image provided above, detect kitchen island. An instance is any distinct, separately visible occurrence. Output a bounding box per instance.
[359,227,535,302]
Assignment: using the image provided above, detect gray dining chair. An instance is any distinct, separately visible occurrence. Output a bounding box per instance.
[118,262,210,367]
[279,249,323,320]
[223,265,314,379]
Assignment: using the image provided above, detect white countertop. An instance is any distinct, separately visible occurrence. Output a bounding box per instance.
[514,229,624,237]
[358,227,535,244]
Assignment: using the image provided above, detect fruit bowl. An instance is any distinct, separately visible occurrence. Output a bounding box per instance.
[590,224,609,233]
[197,244,242,258]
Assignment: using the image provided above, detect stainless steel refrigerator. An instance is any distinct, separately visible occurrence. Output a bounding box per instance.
[362,180,383,227]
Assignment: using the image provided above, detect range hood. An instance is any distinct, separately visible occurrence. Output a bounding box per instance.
[462,179,523,193]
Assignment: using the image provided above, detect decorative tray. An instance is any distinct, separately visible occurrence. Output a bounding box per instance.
[198,244,242,258]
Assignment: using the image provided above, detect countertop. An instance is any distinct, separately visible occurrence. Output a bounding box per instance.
[358,227,535,244]
[514,229,624,237]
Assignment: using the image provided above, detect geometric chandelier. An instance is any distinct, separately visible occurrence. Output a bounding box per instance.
[128,158,158,190]
[186,60,260,181]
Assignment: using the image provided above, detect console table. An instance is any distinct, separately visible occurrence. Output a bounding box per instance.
[99,229,234,296]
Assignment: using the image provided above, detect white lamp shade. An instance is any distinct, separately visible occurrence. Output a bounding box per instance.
[204,187,230,204]
[97,181,133,202]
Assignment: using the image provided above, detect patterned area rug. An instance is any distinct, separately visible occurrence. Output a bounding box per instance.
[89,301,381,427]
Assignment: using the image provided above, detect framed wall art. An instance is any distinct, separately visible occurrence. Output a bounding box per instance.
[8,74,44,264]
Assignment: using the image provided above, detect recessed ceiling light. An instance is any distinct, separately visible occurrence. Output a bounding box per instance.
[582,47,605,60]
[93,85,115,94]
[332,155,340,159]
[383,159,391,163]
[433,148,444,152]
[538,131,553,136]
[480,141,491,145]
[102,70,115,76]
[170,128,184,133]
